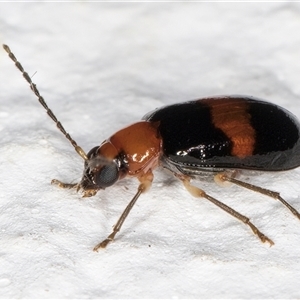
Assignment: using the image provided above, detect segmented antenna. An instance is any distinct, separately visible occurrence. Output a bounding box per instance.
[3,44,88,161]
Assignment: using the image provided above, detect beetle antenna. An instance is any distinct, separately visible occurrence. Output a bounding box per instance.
[3,44,88,161]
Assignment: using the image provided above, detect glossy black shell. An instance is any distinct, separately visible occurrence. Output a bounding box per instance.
[143,96,300,171]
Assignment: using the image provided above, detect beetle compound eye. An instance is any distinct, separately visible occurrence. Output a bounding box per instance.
[95,163,119,188]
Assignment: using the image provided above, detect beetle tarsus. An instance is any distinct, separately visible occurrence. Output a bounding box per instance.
[93,232,116,251]
[51,179,78,189]
[93,238,113,251]
[246,220,274,246]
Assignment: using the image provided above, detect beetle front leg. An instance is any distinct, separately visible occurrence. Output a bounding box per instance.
[93,170,154,251]
[51,179,78,189]
[51,179,99,197]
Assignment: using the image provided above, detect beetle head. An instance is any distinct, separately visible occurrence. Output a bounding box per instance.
[78,143,127,197]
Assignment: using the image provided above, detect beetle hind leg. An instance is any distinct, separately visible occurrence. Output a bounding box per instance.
[216,173,300,220]
[180,176,274,246]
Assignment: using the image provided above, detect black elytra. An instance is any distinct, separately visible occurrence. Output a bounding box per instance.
[144,95,300,171]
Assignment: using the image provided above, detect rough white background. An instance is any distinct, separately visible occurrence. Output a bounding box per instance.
[1,2,300,299]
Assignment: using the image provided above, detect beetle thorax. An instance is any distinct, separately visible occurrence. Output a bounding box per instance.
[108,121,162,176]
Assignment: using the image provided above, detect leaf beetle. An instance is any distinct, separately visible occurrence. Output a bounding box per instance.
[3,44,300,251]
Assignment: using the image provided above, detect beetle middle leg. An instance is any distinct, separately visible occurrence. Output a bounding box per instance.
[216,172,300,220]
[178,175,274,246]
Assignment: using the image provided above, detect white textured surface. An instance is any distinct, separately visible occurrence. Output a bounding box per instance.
[1,3,300,298]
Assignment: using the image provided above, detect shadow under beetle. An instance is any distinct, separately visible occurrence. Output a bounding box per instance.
[4,44,300,251]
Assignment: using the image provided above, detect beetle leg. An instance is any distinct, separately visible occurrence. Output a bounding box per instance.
[93,170,154,251]
[51,179,99,197]
[216,173,300,220]
[51,179,78,189]
[180,176,274,246]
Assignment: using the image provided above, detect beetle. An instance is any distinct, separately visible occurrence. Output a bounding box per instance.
[3,44,300,251]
